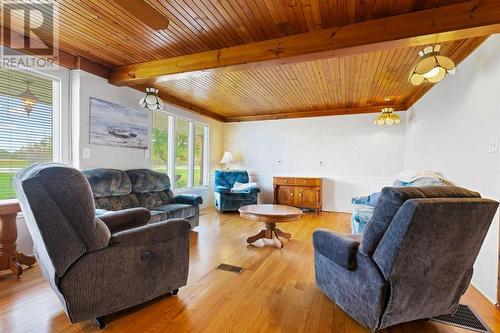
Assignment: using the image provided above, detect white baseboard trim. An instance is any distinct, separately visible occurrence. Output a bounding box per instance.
[471,282,497,305]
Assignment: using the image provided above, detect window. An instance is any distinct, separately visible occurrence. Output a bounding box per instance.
[194,123,207,187]
[174,118,189,188]
[0,67,58,200]
[151,112,169,173]
[152,111,209,191]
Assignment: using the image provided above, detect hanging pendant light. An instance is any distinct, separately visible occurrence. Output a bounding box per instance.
[18,80,38,117]
[139,87,164,111]
[409,45,456,86]
[373,107,401,126]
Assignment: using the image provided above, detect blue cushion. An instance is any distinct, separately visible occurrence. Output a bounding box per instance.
[214,170,249,189]
[173,194,203,205]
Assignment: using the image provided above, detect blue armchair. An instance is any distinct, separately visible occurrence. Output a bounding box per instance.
[214,170,260,212]
[314,186,499,330]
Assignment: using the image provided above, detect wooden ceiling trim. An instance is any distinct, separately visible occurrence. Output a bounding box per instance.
[109,0,500,86]
[225,104,403,122]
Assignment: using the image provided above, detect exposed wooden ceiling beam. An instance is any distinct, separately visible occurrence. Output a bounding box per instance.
[109,0,500,86]
[0,26,111,78]
[225,105,403,122]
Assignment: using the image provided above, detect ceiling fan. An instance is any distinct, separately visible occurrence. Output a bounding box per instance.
[113,0,169,31]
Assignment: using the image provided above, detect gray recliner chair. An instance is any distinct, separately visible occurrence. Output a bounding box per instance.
[14,163,191,328]
[313,186,498,331]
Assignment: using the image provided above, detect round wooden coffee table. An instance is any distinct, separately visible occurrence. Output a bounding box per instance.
[239,204,303,248]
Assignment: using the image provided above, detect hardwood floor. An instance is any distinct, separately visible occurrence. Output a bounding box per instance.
[1,208,499,333]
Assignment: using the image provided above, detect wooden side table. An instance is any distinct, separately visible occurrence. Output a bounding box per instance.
[0,199,36,276]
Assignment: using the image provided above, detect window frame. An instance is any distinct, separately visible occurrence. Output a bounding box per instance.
[152,110,210,192]
[0,67,62,202]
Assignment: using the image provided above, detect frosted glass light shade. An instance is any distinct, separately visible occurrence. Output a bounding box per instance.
[373,107,401,126]
[139,87,164,110]
[409,45,456,86]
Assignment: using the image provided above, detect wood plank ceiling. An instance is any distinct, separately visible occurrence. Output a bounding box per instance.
[5,0,493,121]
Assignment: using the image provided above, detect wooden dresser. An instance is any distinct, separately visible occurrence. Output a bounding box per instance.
[273,177,322,213]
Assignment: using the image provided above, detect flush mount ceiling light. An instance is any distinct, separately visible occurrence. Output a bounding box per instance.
[18,80,38,117]
[373,107,400,126]
[139,88,164,111]
[409,45,456,86]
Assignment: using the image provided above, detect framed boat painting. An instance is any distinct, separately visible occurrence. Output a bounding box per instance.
[89,97,148,150]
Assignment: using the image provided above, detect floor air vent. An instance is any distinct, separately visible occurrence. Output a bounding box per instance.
[215,263,245,274]
[430,304,490,333]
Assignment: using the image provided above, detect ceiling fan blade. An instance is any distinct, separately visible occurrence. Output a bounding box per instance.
[113,0,169,31]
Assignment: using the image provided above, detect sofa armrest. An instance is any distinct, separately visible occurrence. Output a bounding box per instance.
[173,194,203,205]
[109,218,191,247]
[98,208,151,233]
[312,229,359,270]
[214,185,230,193]
[247,187,260,194]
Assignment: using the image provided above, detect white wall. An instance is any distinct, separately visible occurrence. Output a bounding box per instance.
[223,113,407,212]
[404,35,500,303]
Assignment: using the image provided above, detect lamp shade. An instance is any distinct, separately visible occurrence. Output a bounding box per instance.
[220,151,233,164]
[373,107,401,126]
[139,87,164,110]
[409,45,456,86]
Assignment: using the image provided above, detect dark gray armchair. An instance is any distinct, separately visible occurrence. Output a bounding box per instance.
[313,186,498,331]
[14,163,191,328]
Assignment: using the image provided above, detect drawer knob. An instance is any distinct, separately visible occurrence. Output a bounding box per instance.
[284,180,287,182]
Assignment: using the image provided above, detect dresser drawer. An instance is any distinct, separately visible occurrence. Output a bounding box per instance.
[294,178,320,186]
[274,177,295,185]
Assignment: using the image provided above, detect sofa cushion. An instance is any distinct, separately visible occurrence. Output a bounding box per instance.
[135,190,174,209]
[152,203,197,220]
[94,194,139,211]
[360,186,481,256]
[214,170,249,189]
[126,169,171,193]
[82,168,132,198]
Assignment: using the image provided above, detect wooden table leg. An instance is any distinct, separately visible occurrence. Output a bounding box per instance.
[275,228,292,240]
[247,230,266,244]
[0,212,36,277]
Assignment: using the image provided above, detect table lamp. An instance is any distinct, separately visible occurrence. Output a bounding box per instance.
[220,151,233,170]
